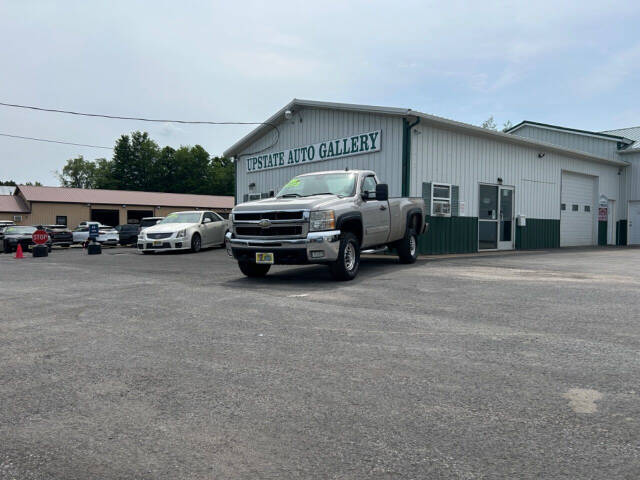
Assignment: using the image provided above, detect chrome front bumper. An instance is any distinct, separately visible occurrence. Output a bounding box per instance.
[225,230,341,263]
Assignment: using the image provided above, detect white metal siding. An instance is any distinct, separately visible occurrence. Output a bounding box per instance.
[235,109,404,201]
[410,122,623,222]
[560,172,596,246]
[623,152,640,201]
[511,125,620,161]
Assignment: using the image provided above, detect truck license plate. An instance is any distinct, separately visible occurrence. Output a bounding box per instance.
[255,252,274,264]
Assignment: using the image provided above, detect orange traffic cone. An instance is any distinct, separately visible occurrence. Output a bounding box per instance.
[15,243,24,259]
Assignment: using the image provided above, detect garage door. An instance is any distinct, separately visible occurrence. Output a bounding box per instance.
[560,172,596,247]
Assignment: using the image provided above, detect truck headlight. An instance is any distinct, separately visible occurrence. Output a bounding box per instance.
[310,210,335,231]
[176,229,187,238]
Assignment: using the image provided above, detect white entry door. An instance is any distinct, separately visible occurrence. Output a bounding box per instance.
[630,202,640,245]
[560,172,596,247]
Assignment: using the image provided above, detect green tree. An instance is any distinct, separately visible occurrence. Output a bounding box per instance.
[481,116,497,130]
[56,155,97,188]
[111,132,159,190]
[0,180,17,186]
[54,130,235,196]
[502,120,514,132]
[207,156,235,196]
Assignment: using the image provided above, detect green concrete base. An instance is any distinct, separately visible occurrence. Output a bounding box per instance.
[515,219,560,250]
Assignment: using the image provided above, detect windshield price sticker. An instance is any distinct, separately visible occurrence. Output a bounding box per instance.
[246,130,381,173]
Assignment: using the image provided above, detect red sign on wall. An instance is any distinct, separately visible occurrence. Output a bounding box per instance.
[598,207,608,222]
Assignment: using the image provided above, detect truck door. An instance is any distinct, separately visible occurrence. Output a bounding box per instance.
[360,175,390,247]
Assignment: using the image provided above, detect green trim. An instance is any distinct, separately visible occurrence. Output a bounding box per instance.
[598,221,607,246]
[505,120,632,144]
[401,117,420,196]
[418,216,478,255]
[617,220,628,245]
[515,219,560,249]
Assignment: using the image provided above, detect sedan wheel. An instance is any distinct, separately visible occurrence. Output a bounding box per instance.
[191,233,202,253]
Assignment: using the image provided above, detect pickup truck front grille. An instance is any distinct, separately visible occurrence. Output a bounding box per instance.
[234,211,304,221]
[236,226,302,237]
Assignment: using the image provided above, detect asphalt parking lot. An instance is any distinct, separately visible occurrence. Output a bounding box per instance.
[1,246,639,479]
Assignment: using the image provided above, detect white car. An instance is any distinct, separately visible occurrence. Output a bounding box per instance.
[72,223,119,245]
[137,210,229,254]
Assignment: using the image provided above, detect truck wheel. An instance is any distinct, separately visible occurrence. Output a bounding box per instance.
[329,232,360,281]
[397,228,418,264]
[238,261,271,277]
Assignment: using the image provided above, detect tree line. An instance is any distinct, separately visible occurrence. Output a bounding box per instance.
[1,180,43,186]
[56,131,234,196]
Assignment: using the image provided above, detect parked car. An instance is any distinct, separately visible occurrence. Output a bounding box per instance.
[139,217,164,231]
[43,225,73,247]
[72,224,119,245]
[0,222,15,246]
[226,169,428,280]
[137,211,228,254]
[115,224,140,245]
[2,225,52,253]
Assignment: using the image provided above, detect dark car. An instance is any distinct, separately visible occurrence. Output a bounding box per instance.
[115,224,140,245]
[0,223,15,247]
[43,225,73,247]
[1,226,52,253]
[139,217,164,231]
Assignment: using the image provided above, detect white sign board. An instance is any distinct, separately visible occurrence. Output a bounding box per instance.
[246,130,381,173]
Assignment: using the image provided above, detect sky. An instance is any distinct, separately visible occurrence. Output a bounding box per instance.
[0,0,639,185]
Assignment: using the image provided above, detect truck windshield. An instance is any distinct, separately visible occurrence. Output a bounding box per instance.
[277,173,356,198]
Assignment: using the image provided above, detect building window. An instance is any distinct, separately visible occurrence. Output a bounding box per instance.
[432,183,451,216]
[572,204,579,211]
[584,205,591,213]
[561,203,566,211]
[56,215,67,226]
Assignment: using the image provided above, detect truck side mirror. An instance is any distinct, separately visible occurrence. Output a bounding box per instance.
[376,184,389,202]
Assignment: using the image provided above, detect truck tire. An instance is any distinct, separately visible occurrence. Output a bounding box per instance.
[238,261,271,277]
[329,232,360,281]
[397,227,418,264]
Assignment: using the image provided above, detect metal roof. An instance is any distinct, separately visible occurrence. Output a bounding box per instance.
[224,99,629,167]
[602,126,640,152]
[0,195,29,213]
[505,120,634,144]
[16,185,235,209]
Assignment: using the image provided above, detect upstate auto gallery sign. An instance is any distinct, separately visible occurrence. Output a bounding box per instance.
[246,130,381,173]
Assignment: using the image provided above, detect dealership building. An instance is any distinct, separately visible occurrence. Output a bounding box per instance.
[224,99,640,254]
[0,185,234,227]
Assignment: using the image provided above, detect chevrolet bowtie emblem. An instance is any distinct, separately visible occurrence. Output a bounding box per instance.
[258,219,272,228]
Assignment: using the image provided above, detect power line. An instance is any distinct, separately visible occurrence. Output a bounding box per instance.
[0,100,280,156]
[0,132,113,150]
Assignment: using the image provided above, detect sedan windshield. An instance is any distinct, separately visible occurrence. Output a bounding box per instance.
[158,212,202,224]
[277,173,356,198]
[4,226,36,235]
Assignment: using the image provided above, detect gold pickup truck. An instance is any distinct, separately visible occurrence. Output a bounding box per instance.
[226,169,428,281]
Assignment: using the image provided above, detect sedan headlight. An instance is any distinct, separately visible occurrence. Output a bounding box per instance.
[176,229,187,238]
[309,210,335,231]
